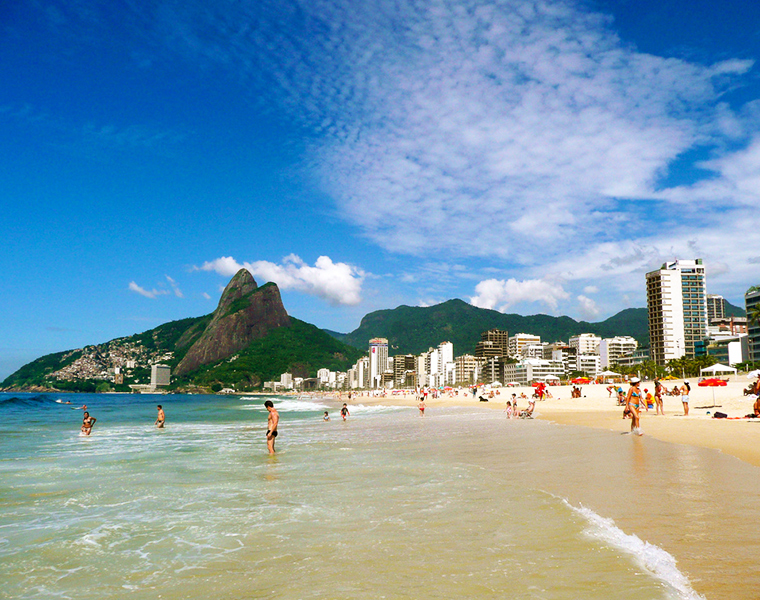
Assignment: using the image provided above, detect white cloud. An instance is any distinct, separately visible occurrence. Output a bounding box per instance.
[470,278,570,312]
[197,254,365,306]
[577,295,600,320]
[166,275,183,298]
[128,281,169,299]
[583,286,599,295]
[202,292,212,300]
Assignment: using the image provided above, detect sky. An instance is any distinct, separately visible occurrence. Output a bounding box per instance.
[2,0,760,380]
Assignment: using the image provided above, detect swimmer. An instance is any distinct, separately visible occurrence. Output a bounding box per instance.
[81,412,96,436]
[155,405,165,428]
[323,411,330,421]
[265,400,279,454]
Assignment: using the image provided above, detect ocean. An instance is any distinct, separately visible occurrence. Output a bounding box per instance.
[1,392,758,599]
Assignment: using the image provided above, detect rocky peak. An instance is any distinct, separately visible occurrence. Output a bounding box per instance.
[175,269,291,375]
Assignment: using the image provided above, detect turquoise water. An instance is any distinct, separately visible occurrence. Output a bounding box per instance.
[2,392,754,599]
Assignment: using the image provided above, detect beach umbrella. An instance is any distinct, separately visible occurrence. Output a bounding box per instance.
[699,377,726,407]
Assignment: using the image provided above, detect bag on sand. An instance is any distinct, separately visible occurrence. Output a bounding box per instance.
[713,411,728,419]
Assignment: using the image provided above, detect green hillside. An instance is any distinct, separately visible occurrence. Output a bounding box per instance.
[341,299,649,354]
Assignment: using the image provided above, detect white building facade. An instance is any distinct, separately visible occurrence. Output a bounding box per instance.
[369,338,389,388]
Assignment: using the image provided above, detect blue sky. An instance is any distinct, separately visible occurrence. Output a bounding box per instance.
[2,0,760,380]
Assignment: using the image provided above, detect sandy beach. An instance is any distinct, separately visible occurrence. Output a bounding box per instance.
[340,376,760,467]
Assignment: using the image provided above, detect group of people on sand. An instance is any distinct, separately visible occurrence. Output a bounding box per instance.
[623,377,695,435]
[504,394,535,419]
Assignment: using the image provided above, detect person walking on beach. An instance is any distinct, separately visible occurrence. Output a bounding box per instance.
[81,411,96,436]
[264,400,279,454]
[155,405,165,428]
[625,378,643,435]
[680,381,690,416]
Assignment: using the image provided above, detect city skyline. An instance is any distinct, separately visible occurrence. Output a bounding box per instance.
[3,0,760,381]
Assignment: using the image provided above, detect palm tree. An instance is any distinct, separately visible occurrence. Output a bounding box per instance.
[748,304,760,328]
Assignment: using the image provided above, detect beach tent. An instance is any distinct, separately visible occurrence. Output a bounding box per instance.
[599,370,621,377]
[699,363,737,376]
[545,374,560,380]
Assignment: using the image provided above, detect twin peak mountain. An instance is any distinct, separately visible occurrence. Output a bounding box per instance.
[175,269,290,374]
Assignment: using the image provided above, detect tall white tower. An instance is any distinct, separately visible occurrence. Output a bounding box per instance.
[368,338,389,388]
[646,259,707,365]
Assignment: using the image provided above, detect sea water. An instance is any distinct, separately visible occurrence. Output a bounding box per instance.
[1,393,759,599]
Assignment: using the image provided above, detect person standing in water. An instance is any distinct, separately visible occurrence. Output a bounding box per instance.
[340,403,350,421]
[418,398,426,416]
[264,400,279,454]
[625,378,643,435]
[81,412,96,436]
[155,405,165,428]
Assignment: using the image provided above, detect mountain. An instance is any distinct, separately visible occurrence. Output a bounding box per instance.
[341,299,649,355]
[175,269,291,374]
[725,300,746,318]
[2,270,363,392]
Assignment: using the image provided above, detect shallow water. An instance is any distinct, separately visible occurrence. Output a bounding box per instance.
[2,393,758,599]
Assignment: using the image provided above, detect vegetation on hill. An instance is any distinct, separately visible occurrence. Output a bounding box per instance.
[340,299,649,354]
[174,318,364,390]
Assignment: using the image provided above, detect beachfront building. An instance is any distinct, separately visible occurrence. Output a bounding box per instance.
[568,333,601,355]
[706,333,748,366]
[503,359,564,385]
[745,287,760,363]
[575,354,601,377]
[521,343,545,360]
[598,336,638,368]
[369,338,389,388]
[393,354,417,388]
[508,333,541,359]
[279,372,293,389]
[455,354,483,385]
[646,258,707,365]
[475,329,509,359]
[708,316,747,335]
[150,364,171,387]
[707,294,726,321]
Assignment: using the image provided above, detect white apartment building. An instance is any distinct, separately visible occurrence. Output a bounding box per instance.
[369,338,389,388]
[150,364,171,387]
[417,353,429,387]
[568,333,601,355]
[508,333,541,358]
[503,359,564,385]
[455,354,482,385]
[521,344,545,360]
[598,336,638,368]
[279,372,293,389]
[317,368,331,384]
[647,259,707,364]
[576,354,601,377]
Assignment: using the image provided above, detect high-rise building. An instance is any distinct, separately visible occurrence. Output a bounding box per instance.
[475,329,509,359]
[508,333,540,358]
[746,287,760,363]
[393,354,417,388]
[568,333,601,355]
[598,336,638,368]
[369,338,389,388]
[151,364,171,387]
[707,294,726,321]
[646,259,707,365]
[455,354,483,385]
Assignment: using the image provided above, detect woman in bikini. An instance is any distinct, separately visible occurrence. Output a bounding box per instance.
[625,378,643,435]
[81,412,96,436]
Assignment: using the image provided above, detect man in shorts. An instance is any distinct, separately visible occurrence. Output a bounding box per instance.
[265,400,279,454]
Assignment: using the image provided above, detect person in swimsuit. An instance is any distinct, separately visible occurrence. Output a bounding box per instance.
[654,379,665,415]
[418,399,425,416]
[625,378,643,435]
[323,411,330,421]
[81,412,96,436]
[264,400,279,454]
[340,403,349,421]
[681,381,690,416]
[155,405,165,428]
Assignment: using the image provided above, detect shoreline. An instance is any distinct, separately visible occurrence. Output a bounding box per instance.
[336,378,760,468]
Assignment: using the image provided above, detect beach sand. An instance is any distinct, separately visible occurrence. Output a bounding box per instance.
[338,376,760,467]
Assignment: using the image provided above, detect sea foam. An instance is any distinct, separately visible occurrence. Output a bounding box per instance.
[566,501,706,600]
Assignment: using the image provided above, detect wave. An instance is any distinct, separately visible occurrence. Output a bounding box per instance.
[239,399,330,412]
[0,394,54,408]
[566,501,706,600]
